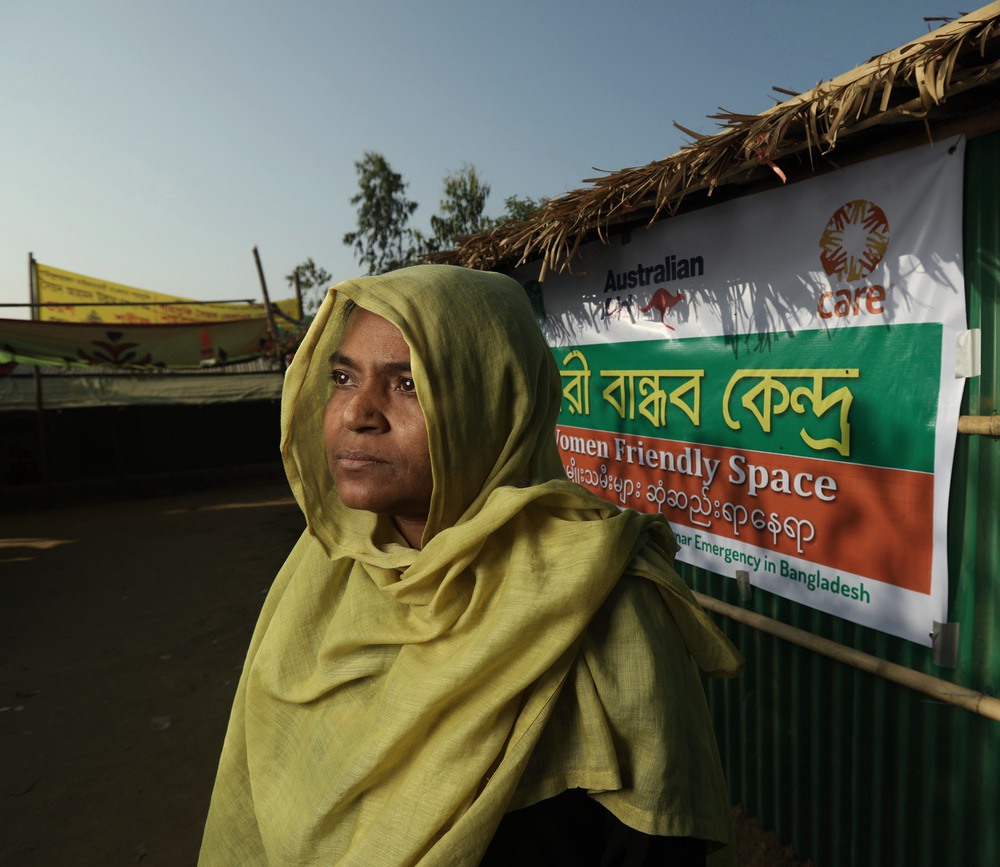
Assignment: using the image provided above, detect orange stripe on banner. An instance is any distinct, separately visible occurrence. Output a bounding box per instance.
[556,426,933,594]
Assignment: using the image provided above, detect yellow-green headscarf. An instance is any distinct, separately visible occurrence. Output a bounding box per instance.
[200,265,742,866]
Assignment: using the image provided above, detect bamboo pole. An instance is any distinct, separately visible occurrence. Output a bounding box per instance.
[252,246,280,343]
[293,268,304,321]
[958,415,1000,436]
[693,591,1000,723]
[28,252,48,483]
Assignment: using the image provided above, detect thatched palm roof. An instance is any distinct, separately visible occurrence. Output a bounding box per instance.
[435,3,1000,278]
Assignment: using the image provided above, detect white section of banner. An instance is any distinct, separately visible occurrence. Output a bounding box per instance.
[530,137,966,346]
[672,527,938,646]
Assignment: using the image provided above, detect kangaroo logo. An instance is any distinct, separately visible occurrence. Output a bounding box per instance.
[819,200,890,282]
[640,288,685,330]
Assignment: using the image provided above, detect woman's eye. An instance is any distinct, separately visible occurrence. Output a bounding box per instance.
[399,377,416,393]
[330,370,351,386]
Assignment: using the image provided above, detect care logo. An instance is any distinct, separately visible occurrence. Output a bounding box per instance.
[816,199,890,321]
[819,200,890,282]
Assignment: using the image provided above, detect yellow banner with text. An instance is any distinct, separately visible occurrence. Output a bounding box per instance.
[35,263,300,324]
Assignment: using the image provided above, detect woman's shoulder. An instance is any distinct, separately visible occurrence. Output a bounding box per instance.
[586,573,688,661]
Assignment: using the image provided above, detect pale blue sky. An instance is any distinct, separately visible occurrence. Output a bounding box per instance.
[0,1,966,315]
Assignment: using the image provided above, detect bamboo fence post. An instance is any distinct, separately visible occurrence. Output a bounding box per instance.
[693,591,1000,723]
[958,415,1000,436]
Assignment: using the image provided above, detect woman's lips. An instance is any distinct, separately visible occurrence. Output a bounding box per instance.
[335,451,388,471]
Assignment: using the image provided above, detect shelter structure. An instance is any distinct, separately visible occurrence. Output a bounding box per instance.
[438,7,1000,278]
[438,7,1000,867]
[0,258,299,489]
[0,356,286,488]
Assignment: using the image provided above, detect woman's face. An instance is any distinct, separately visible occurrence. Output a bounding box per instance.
[323,307,433,542]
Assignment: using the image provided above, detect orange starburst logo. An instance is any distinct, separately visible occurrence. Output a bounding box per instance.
[819,200,890,282]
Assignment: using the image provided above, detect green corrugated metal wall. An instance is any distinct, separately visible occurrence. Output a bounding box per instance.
[688,132,1000,867]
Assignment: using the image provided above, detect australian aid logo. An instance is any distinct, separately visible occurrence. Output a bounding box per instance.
[817,199,891,321]
[600,252,701,332]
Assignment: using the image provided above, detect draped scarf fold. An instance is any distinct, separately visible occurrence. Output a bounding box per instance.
[200,265,742,866]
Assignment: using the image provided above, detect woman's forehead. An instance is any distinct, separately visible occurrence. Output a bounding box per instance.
[340,307,410,344]
[335,307,411,362]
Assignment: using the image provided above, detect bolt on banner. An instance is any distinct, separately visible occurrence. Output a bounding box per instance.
[526,138,967,647]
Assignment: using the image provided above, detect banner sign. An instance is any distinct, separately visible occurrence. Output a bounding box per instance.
[35,263,300,324]
[530,138,967,646]
[0,317,268,369]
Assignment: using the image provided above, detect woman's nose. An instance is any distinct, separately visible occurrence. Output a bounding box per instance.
[341,386,389,432]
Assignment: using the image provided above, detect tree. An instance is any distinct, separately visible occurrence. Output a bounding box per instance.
[342,152,420,274]
[285,258,333,316]
[498,194,545,223]
[429,164,494,251]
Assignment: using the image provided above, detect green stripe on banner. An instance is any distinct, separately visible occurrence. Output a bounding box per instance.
[554,322,939,473]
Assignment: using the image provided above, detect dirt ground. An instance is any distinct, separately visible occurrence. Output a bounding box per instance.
[1,479,807,866]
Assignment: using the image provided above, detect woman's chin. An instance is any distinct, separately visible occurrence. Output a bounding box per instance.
[336,488,381,513]
[335,485,402,517]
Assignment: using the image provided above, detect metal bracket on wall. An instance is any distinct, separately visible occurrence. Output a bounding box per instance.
[932,621,960,669]
[736,569,753,603]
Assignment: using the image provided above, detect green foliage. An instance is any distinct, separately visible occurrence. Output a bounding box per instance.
[342,151,547,264]
[342,152,421,274]
[285,258,333,316]
[429,164,494,251]
[498,194,545,223]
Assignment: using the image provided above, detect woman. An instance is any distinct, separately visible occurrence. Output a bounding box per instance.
[200,265,743,865]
